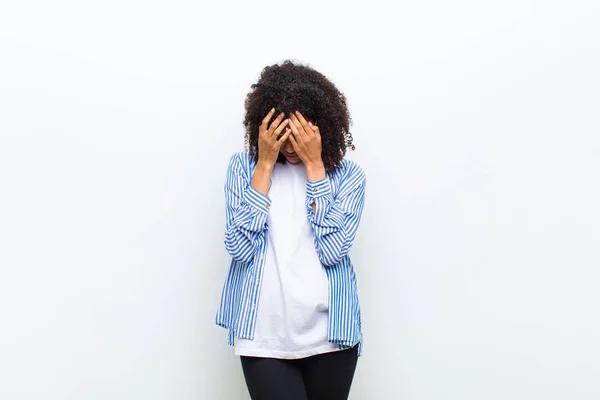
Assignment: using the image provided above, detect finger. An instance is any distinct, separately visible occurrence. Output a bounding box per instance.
[267,112,286,137]
[308,120,320,135]
[294,111,313,137]
[277,128,292,145]
[273,118,289,138]
[260,108,277,130]
[287,130,300,151]
[289,113,308,140]
[288,113,303,142]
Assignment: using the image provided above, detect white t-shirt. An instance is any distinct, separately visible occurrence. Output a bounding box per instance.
[234,161,342,359]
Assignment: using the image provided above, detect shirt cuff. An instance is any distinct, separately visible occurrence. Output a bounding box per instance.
[306,177,332,198]
[243,185,272,214]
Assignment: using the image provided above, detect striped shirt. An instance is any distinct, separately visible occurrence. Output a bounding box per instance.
[215,151,367,356]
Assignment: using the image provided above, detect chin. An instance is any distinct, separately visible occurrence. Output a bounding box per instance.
[285,156,302,164]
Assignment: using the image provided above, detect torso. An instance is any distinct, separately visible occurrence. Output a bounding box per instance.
[234,161,342,359]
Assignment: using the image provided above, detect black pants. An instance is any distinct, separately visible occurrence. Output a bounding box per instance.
[240,345,359,400]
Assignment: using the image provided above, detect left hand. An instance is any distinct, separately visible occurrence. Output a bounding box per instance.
[288,110,323,168]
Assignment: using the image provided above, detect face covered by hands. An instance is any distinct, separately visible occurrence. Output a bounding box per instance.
[286,110,323,169]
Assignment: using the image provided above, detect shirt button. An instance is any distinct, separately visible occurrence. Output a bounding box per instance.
[265,204,270,209]
[313,188,318,192]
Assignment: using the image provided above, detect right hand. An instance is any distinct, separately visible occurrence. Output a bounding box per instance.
[257,108,291,168]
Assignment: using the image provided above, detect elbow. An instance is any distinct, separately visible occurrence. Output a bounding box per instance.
[231,254,255,263]
[225,243,256,263]
[316,248,347,267]
[315,237,352,267]
[224,233,258,263]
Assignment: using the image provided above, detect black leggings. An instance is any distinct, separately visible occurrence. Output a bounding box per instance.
[240,345,359,400]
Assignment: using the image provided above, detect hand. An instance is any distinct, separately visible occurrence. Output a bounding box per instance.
[288,110,324,169]
[257,108,291,168]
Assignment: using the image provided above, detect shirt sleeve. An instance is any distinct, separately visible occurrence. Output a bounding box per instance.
[305,163,366,266]
[223,153,271,263]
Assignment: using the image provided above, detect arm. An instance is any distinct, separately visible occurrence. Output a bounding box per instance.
[223,108,291,262]
[223,153,272,263]
[305,164,367,266]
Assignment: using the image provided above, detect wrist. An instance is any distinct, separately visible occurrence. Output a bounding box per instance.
[256,159,275,173]
[305,161,326,181]
[252,160,274,196]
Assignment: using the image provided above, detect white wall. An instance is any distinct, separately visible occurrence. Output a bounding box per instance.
[1,1,599,399]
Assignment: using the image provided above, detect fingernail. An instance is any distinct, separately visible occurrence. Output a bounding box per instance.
[309,121,313,126]
[271,108,275,112]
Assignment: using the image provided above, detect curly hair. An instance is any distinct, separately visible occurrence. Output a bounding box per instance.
[243,59,355,171]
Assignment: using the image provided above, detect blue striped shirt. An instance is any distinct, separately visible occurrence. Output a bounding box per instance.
[215,151,367,356]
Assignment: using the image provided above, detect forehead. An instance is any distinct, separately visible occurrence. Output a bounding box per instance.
[272,101,314,119]
[285,110,314,122]
[267,109,314,125]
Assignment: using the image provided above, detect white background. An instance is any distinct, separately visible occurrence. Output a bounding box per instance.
[1,1,599,399]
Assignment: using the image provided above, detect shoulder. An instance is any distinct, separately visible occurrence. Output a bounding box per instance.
[228,151,254,166]
[337,158,366,183]
[225,151,256,183]
[227,151,255,171]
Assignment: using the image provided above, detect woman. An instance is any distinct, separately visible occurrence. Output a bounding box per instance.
[216,60,366,400]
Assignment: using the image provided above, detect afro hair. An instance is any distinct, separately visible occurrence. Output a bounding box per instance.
[243,59,355,171]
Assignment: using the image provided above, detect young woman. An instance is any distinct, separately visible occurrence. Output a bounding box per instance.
[216,60,366,400]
